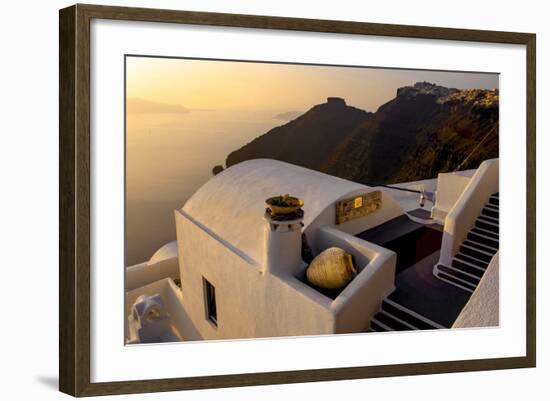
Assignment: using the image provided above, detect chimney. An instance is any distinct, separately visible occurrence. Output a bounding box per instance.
[262,210,304,275]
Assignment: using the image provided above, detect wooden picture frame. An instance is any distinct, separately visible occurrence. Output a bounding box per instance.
[59,3,536,397]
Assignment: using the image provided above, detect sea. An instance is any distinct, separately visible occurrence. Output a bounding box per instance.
[125,109,283,266]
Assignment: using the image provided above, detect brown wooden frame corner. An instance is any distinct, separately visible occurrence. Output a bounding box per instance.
[59,3,536,397]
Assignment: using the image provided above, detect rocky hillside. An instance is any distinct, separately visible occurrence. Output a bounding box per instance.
[223,83,499,185]
[226,97,372,172]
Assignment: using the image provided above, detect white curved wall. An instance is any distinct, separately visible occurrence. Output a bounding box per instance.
[438,159,499,266]
[125,257,179,292]
[182,159,368,266]
[149,241,178,264]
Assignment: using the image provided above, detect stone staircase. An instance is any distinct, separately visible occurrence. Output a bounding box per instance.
[434,192,499,293]
[367,193,499,333]
[369,295,444,332]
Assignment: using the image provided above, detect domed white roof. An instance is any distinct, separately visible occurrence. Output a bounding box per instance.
[181,159,368,264]
[149,241,178,264]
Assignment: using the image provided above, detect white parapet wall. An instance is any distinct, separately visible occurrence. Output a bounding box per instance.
[431,170,475,224]
[438,159,499,266]
[125,241,179,291]
[307,187,404,253]
[125,278,202,342]
[316,226,397,333]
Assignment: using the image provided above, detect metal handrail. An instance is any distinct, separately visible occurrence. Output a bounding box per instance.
[372,184,422,194]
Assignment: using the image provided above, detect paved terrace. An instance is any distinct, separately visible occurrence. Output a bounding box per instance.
[356,213,471,327]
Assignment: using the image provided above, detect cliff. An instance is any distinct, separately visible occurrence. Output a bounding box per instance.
[223,83,499,185]
[226,97,372,172]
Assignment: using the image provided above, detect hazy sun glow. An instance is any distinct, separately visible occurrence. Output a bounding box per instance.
[126,57,498,113]
[125,56,498,265]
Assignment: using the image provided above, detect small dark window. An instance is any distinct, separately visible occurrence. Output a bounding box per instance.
[203,277,217,326]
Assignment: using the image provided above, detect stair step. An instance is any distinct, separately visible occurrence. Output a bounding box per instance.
[382,299,440,330]
[475,218,499,233]
[434,194,500,294]
[471,226,499,240]
[460,244,494,263]
[477,214,499,226]
[467,231,499,250]
[452,258,485,278]
[478,213,499,225]
[437,264,481,287]
[481,207,499,219]
[455,252,489,271]
[482,211,499,221]
[370,318,393,332]
[436,271,476,292]
[469,227,500,241]
[455,252,490,269]
[374,311,415,331]
[463,238,498,255]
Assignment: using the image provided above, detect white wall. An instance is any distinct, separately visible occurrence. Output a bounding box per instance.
[175,210,336,339]
[431,170,474,223]
[316,227,396,333]
[307,187,405,253]
[1,1,547,401]
[438,159,499,266]
[453,252,499,328]
[125,257,180,291]
[175,208,397,339]
[124,278,199,341]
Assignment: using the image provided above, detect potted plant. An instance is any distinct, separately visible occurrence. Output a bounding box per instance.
[265,194,304,216]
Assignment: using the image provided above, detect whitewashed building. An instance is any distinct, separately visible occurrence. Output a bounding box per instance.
[126,158,500,343]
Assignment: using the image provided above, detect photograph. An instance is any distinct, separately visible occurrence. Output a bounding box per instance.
[124,57,500,344]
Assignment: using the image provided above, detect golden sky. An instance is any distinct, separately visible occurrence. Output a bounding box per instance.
[126,56,499,114]
[124,56,499,265]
